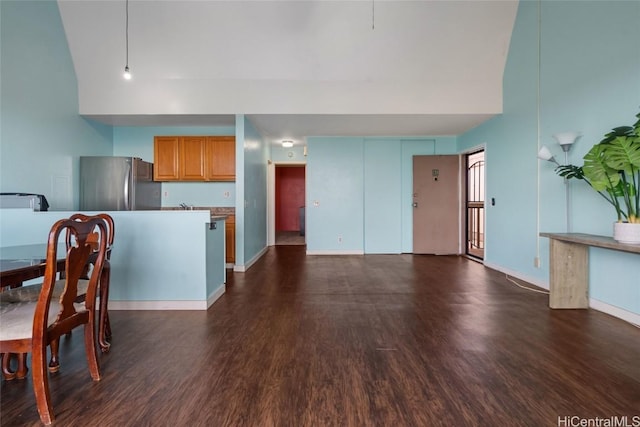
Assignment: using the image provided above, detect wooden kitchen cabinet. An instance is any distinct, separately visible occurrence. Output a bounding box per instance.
[179,136,207,181]
[153,136,180,180]
[206,136,236,181]
[225,215,235,265]
[153,135,235,182]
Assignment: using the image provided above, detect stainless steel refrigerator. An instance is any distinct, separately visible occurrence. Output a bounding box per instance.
[79,157,161,210]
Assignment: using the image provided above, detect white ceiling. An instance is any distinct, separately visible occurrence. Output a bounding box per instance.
[58,0,519,144]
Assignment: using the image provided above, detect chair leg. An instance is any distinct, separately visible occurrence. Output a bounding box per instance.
[104,311,112,341]
[16,353,28,379]
[2,353,29,380]
[99,311,111,353]
[2,353,16,380]
[32,341,54,425]
[84,320,101,381]
[48,339,60,373]
[98,266,112,352]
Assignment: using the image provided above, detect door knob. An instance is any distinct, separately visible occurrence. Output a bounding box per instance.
[413,202,418,208]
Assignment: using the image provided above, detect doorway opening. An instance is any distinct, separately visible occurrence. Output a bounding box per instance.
[466,150,485,259]
[275,165,306,246]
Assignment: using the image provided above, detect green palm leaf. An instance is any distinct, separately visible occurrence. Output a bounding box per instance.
[604,136,640,172]
[557,110,640,223]
[582,144,620,192]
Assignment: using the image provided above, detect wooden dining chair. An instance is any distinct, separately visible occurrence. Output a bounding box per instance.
[59,213,115,354]
[0,215,108,425]
[1,213,115,374]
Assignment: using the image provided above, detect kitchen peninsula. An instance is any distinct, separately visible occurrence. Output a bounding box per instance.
[0,208,226,310]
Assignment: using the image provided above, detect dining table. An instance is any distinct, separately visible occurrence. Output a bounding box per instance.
[0,243,112,353]
[0,244,64,289]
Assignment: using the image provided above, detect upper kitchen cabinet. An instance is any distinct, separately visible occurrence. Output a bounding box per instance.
[154,136,236,182]
[153,136,180,180]
[180,136,208,181]
[206,136,235,182]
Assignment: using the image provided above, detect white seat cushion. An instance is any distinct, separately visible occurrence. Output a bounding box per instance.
[0,300,62,341]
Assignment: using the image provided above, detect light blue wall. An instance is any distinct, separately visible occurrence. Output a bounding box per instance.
[538,0,640,237]
[459,0,539,280]
[0,208,218,303]
[306,138,365,253]
[0,1,113,210]
[234,116,246,266]
[306,137,457,253]
[364,140,402,253]
[458,0,640,314]
[113,126,236,207]
[242,116,269,265]
[206,219,226,300]
[271,145,306,163]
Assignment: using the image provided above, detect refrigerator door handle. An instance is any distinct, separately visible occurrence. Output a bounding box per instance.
[123,162,131,210]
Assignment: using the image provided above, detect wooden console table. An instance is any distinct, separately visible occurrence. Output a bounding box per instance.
[540,233,640,309]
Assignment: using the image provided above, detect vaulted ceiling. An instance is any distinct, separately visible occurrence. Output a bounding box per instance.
[57,0,518,143]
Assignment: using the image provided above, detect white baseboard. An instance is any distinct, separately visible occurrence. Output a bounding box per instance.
[306,250,365,255]
[234,246,269,272]
[207,286,225,308]
[589,299,640,326]
[109,300,208,310]
[484,262,639,325]
[106,286,224,311]
[483,261,549,290]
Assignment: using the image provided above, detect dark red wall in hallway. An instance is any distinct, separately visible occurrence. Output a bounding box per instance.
[276,166,305,231]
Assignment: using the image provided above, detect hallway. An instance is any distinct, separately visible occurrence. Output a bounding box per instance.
[275,230,305,245]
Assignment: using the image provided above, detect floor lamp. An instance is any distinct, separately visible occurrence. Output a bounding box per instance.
[538,132,581,232]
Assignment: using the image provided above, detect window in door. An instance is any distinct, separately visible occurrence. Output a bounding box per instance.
[466,151,485,259]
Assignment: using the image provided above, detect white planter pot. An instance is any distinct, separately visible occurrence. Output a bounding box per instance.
[613,222,640,245]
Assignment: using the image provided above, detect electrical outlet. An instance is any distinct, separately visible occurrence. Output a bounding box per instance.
[223,191,230,198]
[534,257,541,268]
[338,235,342,243]
[163,191,169,198]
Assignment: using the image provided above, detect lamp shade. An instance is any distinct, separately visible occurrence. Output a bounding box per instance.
[552,132,581,151]
[537,145,554,161]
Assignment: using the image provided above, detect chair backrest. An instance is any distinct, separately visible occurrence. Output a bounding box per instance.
[66,213,115,258]
[34,215,108,339]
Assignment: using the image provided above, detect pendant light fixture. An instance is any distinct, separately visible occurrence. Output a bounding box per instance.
[123,0,132,80]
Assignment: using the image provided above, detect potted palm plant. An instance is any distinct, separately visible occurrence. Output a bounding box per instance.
[556,110,640,244]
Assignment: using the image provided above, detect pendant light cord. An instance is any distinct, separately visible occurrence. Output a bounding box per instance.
[125,0,129,68]
[372,0,375,30]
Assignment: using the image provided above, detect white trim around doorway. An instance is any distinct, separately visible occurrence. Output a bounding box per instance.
[267,161,307,247]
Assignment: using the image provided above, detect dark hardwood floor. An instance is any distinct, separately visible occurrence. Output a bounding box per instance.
[2,246,639,426]
[275,230,305,246]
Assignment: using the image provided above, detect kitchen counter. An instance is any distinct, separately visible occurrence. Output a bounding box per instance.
[162,206,235,221]
[0,208,226,310]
